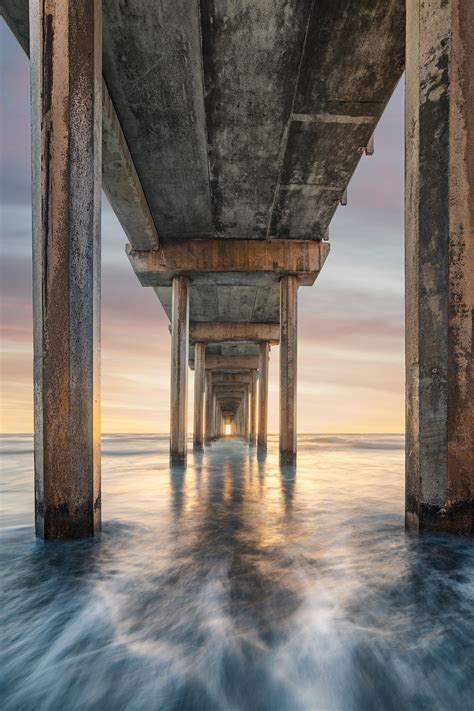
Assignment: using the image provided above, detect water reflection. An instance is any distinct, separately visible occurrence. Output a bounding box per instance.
[1,434,473,710]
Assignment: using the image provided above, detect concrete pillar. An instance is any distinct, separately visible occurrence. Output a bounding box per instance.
[280,276,298,464]
[406,0,473,534]
[249,369,258,445]
[243,385,250,441]
[258,342,270,450]
[205,371,213,445]
[170,276,189,463]
[30,0,102,539]
[212,393,217,440]
[193,342,205,450]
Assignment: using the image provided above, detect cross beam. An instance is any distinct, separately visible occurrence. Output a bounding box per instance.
[190,322,279,344]
[127,240,330,287]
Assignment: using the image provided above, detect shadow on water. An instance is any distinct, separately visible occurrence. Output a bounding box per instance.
[1,434,473,710]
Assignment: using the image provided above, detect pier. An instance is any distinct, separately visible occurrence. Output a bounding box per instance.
[1,0,472,538]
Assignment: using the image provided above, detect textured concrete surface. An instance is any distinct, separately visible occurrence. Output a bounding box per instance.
[193,342,205,450]
[29,0,102,539]
[405,0,473,534]
[190,323,280,344]
[258,343,270,450]
[1,0,160,253]
[170,277,189,462]
[280,276,298,463]
[100,0,404,243]
[127,240,329,287]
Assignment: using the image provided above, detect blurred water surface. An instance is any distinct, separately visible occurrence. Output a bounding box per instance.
[1,434,473,711]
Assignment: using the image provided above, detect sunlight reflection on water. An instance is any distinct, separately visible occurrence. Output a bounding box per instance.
[1,434,473,710]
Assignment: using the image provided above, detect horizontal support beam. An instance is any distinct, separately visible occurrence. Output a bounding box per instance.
[212,373,252,384]
[127,240,330,287]
[102,81,159,250]
[191,322,279,344]
[0,5,159,252]
[205,356,259,370]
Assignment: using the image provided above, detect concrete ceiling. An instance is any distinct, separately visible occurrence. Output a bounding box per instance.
[1,0,405,358]
[101,0,404,242]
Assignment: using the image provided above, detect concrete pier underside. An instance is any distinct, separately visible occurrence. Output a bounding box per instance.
[2,0,471,536]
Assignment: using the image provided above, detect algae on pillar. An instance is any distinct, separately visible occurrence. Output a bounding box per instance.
[30,0,102,539]
[405,0,473,534]
[280,276,298,464]
[170,276,189,463]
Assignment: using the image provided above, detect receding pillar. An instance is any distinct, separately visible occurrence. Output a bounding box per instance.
[242,386,248,441]
[193,342,205,450]
[405,0,473,534]
[212,393,217,441]
[205,371,213,445]
[258,342,270,450]
[250,369,258,445]
[30,0,102,539]
[280,276,298,464]
[170,276,189,463]
[237,402,243,437]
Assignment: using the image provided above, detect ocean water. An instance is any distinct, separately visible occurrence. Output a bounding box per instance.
[1,434,473,711]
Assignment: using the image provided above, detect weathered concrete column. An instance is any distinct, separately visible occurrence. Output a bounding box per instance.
[205,371,213,445]
[242,385,249,441]
[30,0,102,539]
[212,393,218,440]
[258,342,270,450]
[249,369,258,445]
[406,0,473,534]
[193,342,205,450]
[280,276,298,464]
[170,276,189,463]
[237,401,243,437]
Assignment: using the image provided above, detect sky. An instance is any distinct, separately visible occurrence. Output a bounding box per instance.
[0,18,405,434]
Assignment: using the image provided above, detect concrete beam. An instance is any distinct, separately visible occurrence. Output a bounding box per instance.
[190,322,280,344]
[102,80,159,250]
[405,0,473,534]
[1,1,160,252]
[212,373,252,385]
[127,240,330,288]
[205,356,259,371]
[30,0,101,539]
